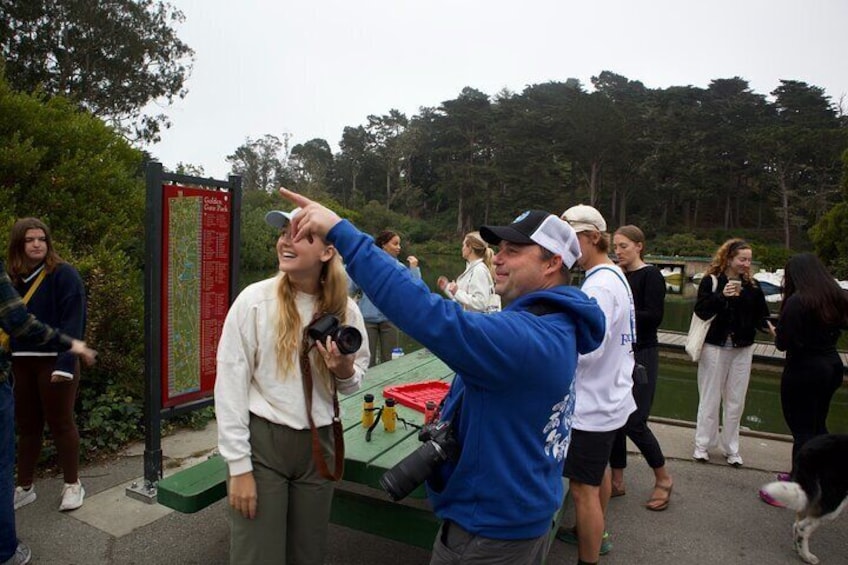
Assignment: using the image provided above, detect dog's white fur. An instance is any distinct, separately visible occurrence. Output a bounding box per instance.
[762,481,808,512]
[762,472,848,564]
[763,436,848,565]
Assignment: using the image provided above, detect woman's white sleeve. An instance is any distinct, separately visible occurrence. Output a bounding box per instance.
[214,299,256,476]
[336,299,370,395]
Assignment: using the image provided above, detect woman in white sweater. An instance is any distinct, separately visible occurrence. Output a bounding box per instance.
[437,231,497,312]
[215,207,369,565]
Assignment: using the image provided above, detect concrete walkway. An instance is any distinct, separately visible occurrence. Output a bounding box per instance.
[14,421,848,564]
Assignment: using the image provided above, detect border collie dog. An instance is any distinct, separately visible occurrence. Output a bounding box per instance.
[761,434,848,564]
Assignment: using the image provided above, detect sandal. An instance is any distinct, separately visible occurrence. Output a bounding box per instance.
[611,485,626,498]
[645,483,673,511]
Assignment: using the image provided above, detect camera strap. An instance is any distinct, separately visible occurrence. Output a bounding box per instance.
[299,331,345,482]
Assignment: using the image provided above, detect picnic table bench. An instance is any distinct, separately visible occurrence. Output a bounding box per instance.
[157,348,570,552]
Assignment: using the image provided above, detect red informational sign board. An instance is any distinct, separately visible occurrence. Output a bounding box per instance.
[160,184,231,407]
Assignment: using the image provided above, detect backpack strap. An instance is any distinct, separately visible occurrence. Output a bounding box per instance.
[584,266,636,344]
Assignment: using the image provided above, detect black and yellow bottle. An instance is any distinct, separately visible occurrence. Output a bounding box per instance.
[382,398,397,432]
[361,393,375,428]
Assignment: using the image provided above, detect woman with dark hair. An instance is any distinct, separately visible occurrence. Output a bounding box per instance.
[348,230,421,365]
[692,239,769,467]
[769,253,847,476]
[7,218,88,512]
[610,225,673,511]
[0,259,96,565]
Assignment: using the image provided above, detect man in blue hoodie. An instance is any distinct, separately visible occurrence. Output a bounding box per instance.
[280,188,605,564]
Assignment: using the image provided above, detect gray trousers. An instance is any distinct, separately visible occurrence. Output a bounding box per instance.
[429,520,549,565]
[365,321,398,366]
[229,415,336,565]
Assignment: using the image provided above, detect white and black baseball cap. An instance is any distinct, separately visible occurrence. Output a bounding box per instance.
[480,210,581,269]
[264,207,302,229]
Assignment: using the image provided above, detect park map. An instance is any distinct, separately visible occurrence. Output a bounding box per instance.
[167,195,203,398]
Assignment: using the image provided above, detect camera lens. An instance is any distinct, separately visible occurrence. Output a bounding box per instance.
[333,326,362,355]
[379,441,444,501]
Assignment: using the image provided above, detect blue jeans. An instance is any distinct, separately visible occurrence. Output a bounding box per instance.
[1,380,17,561]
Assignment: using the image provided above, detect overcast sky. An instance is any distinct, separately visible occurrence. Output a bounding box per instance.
[145,0,848,180]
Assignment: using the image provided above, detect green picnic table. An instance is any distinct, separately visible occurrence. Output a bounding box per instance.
[157,348,569,552]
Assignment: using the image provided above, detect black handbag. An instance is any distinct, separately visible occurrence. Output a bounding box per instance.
[632,363,648,385]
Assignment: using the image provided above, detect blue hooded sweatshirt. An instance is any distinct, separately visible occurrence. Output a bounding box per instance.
[328,220,605,540]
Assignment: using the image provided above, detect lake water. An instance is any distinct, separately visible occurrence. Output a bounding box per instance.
[242,255,848,436]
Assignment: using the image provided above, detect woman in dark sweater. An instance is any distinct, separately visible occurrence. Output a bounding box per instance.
[693,239,769,467]
[610,225,673,511]
[771,253,847,472]
[7,218,87,513]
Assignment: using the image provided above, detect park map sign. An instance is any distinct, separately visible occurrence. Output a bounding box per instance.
[160,184,231,408]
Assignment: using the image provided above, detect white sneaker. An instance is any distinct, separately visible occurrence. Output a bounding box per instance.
[59,481,85,511]
[13,486,36,510]
[726,454,744,467]
[692,448,709,462]
[0,542,32,565]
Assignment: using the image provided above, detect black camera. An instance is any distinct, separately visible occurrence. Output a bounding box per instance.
[379,420,460,501]
[307,314,362,355]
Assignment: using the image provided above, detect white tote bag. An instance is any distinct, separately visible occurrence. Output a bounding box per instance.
[684,275,718,362]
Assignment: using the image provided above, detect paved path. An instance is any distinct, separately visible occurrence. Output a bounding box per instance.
[15,422,848,564]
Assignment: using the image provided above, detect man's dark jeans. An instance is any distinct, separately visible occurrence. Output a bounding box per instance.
[0,379,18,562]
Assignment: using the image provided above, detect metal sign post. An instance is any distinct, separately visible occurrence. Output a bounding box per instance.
[128,162,241,503]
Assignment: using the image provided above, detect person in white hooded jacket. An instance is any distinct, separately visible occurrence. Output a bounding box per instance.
[437,231,498,312]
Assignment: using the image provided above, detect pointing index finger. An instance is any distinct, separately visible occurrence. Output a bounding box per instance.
[278,187,310,207]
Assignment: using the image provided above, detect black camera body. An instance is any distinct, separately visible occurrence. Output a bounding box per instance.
[379,419,460,501]
[307,314,362,355]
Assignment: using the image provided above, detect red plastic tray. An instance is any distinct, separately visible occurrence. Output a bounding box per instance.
[383,380,450,413]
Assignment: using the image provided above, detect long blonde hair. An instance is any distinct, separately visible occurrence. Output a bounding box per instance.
[464,231,494,277]
[274,250,349,382]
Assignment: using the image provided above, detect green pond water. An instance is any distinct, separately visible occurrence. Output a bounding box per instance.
[242,254,847,436]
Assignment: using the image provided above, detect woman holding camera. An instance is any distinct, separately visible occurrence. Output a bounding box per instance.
[693,239,769,467]
[215,207,369,565]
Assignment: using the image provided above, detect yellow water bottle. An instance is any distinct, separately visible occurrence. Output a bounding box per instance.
[362,393,375,428]
[382,398,397,432]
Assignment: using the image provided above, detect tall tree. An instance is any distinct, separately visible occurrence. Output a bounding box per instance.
[0,0,194,142]
[809,148,848,278]
[700,78,769,230]
[590,71,651,226]
[431,87,494,233]
[289,138,333,196]
[226,134,288,193]
[365,110,408,210]
[755,80,844,247]
[336,126,369,204]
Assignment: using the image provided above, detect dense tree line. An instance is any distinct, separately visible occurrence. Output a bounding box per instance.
[232,73,847,250]
[0,0,194,142]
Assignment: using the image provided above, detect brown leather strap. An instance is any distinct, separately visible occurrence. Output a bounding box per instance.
[300,329,344,481]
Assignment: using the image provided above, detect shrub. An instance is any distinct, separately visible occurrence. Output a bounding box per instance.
[652,233,717,257]
[77,383,144,458]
